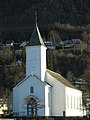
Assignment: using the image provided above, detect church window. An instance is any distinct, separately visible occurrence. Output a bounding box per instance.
[30,86,34,93]
[71,96,72,109]
[67,95,69,109]
[74,96,75,109]
[48,91,50,107]
[77,97,78,109]
[75,97,77,109]
[79,97,82,109]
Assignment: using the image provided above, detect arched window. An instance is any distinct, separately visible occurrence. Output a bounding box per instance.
[30,86,34,93]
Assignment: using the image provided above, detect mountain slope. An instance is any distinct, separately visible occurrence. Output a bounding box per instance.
[0,0,90,24]
[0,0,90,42]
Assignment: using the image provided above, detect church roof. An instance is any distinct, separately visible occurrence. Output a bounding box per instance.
[27,24,45,47]
[46,69,78,90]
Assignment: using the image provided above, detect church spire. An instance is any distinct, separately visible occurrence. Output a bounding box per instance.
[28,13,46,47]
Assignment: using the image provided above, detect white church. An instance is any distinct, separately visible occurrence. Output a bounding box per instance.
[13,24,83,117]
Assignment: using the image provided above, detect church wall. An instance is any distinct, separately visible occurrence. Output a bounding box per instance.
[13,86,19,116]
[45,72,65,116]
[13,76,45,116]
[45,85,52,116]
[26,46,46,81]
[65,87,83,116]
[26,46,41,77]
[41,46,46,81]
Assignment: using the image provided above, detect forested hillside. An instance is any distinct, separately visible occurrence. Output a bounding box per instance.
[0,46,90,93]
[0,0,90,115]
[0,0,90,42]
[0,0,90,24]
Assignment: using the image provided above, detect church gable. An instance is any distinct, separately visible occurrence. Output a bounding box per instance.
[13,74,46,116]
[16,73,46,87]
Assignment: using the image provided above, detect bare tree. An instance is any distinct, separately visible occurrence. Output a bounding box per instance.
[48,30,61,45]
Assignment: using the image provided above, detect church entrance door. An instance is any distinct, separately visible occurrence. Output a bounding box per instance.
[27,97,37,116]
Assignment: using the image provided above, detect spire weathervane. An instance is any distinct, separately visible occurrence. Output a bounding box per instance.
[35,12,37,26]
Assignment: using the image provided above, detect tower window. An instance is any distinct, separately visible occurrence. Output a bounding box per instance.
[30,86,34,93]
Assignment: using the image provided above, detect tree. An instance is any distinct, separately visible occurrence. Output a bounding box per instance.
[81,67,90,93]
[0,48,13,64]
[66,71,74,82]
[82,31,90,44]
[82,31,88,40]
[48,30,61,45]
[46,50,54,70]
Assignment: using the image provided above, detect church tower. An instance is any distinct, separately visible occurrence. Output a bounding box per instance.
[26,24,47,81]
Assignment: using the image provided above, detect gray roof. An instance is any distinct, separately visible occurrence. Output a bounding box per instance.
[27,24,45,47]
[46,69,78,90]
